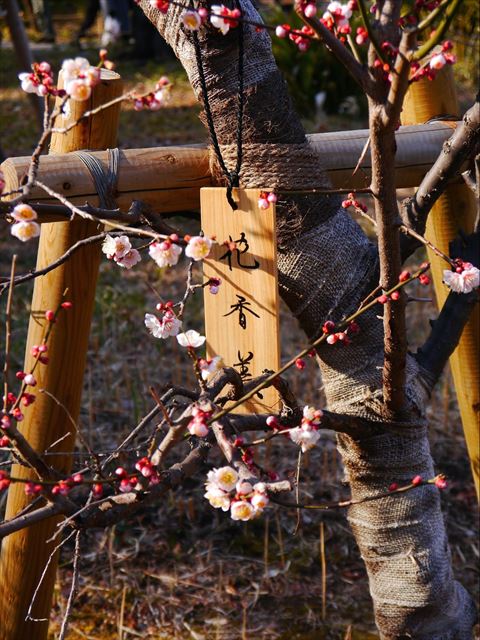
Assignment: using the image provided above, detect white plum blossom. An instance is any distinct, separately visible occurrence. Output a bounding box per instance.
[102,234,131,260]
[185,235,213,261]
[230,500,256,521]
[176,330,206,348]
[443,264,480,294]
[302,405,323,424]
[251,491,269,512]
[209,466,239,492]
[62,57,91,79]
[145,311,182,339]
[430,53,447,70]
[182,10,202,30]
[61,57,100,101]
[204,486,231,511]
[210,5,231,35]
[236,480,253,496]
[18,72,49,96]
[199,356,224,381]
[11,220,40,242]
[11,203,38,222]
[188,420,209,437]
[66,79,92,102]
[204,469,271,520]
[19,72,39,94]
[289,424,321,453]
[149,240,182,268]
[115,249,141,269]
[324,1,352,28]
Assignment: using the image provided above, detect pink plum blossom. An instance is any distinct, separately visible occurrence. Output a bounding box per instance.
[443,264,479,294]
[185,235,213,261]
[115,249,141,269]
[149,240,182,267]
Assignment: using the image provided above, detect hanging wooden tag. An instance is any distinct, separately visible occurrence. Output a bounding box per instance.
[201,187,281,414]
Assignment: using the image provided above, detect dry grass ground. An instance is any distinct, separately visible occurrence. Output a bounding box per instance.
[0,11,478,640]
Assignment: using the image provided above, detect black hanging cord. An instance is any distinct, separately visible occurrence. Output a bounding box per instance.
[192,2,244,210]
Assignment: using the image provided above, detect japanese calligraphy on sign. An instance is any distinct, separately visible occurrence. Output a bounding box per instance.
[201,188,281,414]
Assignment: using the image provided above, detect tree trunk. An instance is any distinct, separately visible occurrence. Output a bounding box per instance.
[137,2,476,636]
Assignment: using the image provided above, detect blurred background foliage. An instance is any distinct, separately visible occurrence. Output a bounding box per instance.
[265,0,478,121]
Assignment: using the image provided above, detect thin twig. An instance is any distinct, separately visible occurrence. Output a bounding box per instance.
[58,531,82,640]
[3,255,17,413]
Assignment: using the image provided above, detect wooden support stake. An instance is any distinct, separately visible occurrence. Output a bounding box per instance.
[402,66,480,499]
[202,188,280,414]
[1,122,461,220]
[0,69,123,639]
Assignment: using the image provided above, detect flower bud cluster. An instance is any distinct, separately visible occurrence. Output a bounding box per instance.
[341,193,367,213]
[321,319,359,346]
[204,466,269,520]
[187,403,214,438]
[133,76,171,111]
[18,62,57,97]
[320,1,356,42]
[135,457,161,484]
[258,192,277,210]
[148,0,170,13]
[210,5,241,35]
[411,42,456,83]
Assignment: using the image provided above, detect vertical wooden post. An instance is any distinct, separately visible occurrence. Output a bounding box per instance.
[0,69,123,639]
[401,66,480,498]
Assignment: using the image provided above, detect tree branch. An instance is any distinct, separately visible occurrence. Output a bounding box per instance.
[400,100,480,253]
[296,8,373,96]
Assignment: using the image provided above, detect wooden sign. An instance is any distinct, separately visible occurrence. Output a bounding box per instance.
[201,188,281,414]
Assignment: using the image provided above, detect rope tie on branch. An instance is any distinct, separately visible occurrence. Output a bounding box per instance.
[193,5,244,210]
[75,148,120,210]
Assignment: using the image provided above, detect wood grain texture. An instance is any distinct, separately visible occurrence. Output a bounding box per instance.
[402,69,479,500]
[202,188,280,414]
[0,70,123,640]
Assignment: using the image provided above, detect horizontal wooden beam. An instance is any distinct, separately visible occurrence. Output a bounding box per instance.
[1,121,457,219]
